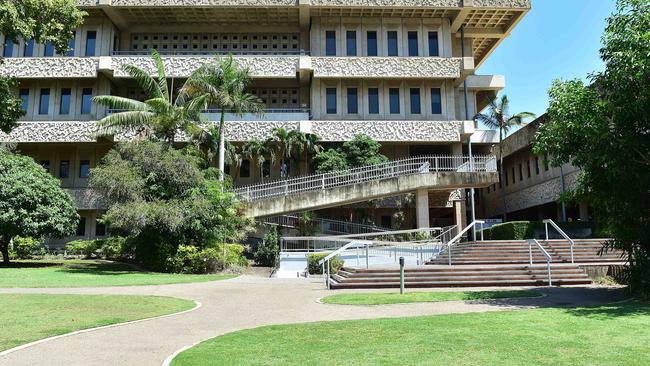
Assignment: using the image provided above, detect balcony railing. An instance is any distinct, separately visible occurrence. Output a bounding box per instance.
[106,108,310,121]
[112,50,308,57]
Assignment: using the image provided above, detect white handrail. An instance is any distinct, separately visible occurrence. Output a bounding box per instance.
[543,219,575,263]
[446,220,485,265]
[528,239,553,286]
[264,215,390,235]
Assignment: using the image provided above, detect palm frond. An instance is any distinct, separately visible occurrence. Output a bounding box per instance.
[150,49,170,102]
[91,95,148,111]
[96,111,154,137]
[122,64,162,100]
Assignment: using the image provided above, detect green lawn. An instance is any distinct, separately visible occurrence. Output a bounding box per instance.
[0,260,237,287]
[172,301,650,366]
[321,290,542,305]
[0,293,194,351]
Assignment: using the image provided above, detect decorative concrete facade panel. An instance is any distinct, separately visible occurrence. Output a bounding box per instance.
[111,56,298,78]
[310,0,461,6]
[105,0,296,6]
[472,0,531,8]
[224,121,300,141]
[1,122,100,143]
[311,120,463,142]
[0,58,99,79]
[312,57,461,79]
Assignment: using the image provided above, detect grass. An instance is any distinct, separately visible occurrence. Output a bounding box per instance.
[0,260,237,288]
[0,293,194,351]
[321,290,542,305]
[172,301,650,366]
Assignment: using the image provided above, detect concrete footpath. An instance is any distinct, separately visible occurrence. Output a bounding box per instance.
[0,276,627,366]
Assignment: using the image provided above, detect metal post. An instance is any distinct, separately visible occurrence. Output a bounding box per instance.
[321,175,325,190]
[545,222,549,242]
[528,240,533,265]
[460,25,477,242]
[547,262,552,287]
[326,260,330,289]
[480,222,484,241]
[365,243,369,269]
[399,257,405,294]
[448,244,452,266]
[559,165,567,222]
[322,262,326,285]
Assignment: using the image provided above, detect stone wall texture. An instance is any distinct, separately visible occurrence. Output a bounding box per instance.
[108,0,297,6]
[311,120,462,142]
[78,0,529,7]
[472,0,530,8]
[312,57,461,79]
[310,0,461,6]
[0,58,99,78]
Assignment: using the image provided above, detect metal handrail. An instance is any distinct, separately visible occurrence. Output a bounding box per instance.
[543,219,575,263]
[236,155,497,202]
[528,239,553,286]
[446,220,485,265]
[264,215,389,235]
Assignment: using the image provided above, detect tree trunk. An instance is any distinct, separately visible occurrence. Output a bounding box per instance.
[499,128,508,222]
[218,110,226,181]
[0,238,9,265]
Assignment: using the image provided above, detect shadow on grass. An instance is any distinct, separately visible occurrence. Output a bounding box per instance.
[56,261,155,276]
[563,300,649,319]
[0,261,63,269]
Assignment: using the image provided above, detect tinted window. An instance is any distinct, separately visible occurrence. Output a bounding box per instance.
[76,217,86,236]
[59,160,70,179]
[346,31,356,56]
[325,31,336,56]
[389,88,400,114]
[3,39,14,57]
[240,159,250,178]
[44,42,55,57]
[85,31,97,56]
[428,32,439,56]
[366,31,377,56]
[67,36,75,57]
[19,89,29,111]
[368,88,379,114]
[23,39,34,57]
[81,88,93,114]
[408,31,418,56]
[60,88,71,115]
[387,31,398,56]
[347,88,358,114]
[39,89,50,115]
[79,160,90,178]
[326,88,337,114]
[527,160,531,178]
[409,88,421,114]
[431,88,442,114]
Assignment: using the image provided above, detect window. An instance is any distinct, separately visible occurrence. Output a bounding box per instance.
[428,32,439,56]
[19,89,29,111]
[325,31,336,56]
[381,215,391,228]
[519,163,523,181]
[41,160,50,172]
[512,167,516,184]
[59,160,70,179]
[2,39,14,57]
[81,88,93,114]
[23,39,34,57]
[527,160,531,178]
[346,31,357,56]
[60,88,71,115]
[409,88,421,114]
[262,160,271,178]
[408,31,418,56]
[39,89,50,115]
[95,219,106,236]
[389,88,400,114]
[76,217,86,236]
[44,42,55,57]
[366,31,377,56]
[67,36,75,57]
[240,159,250,178]
[85,31,97,56]
[387,31,398,56]
[79,160,90,178]
[431,88,442,114]
[347,88,358,114]
[368,88,379,114]
[326,88,337,114]
[224,164,230,175]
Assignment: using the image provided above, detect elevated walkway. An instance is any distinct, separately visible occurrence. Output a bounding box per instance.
[236,155,497,217]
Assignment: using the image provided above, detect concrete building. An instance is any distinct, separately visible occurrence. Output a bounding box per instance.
[0,0,530,243]
[476,114,591,222]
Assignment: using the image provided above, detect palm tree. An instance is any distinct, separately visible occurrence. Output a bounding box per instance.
[473,95,535,221]
[92,50,205,143]
[266,127,302,178]
[224,142,243,180]
[244,138,276,182]
[181,55,265,180]
[289,131,323,175]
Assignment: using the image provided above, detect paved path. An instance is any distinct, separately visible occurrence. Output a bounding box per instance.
[0,276,626,366]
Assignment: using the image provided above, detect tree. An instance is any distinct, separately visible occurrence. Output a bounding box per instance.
[244,138,276,183]
[266,127,303,178]
[473,95,535,221]
[92,50,205,143]
[291,132,323,174]
[314,134,389,173]
[533,0,650,297]
[314,148,349,173]
[0,150,79,264]
[181,56,264,180]
[0,0,85,134]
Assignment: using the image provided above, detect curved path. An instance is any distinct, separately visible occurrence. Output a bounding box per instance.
[0,276,626,366]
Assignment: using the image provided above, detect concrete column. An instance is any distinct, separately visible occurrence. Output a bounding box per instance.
[416,189,430,228]
[579,201,589,221]
[454,199,467,229]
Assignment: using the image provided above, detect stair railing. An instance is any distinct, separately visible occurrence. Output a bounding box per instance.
[543,219,574,263]
[527,239,553,286]
[446,220,485,266]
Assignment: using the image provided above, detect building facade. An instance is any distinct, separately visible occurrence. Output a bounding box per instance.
[0,0,530,243]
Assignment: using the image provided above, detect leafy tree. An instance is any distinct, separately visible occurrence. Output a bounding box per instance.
[92,50,205,143]
[254,226,279,267]
[473,95,535,221]
[266,127,303,177]
[291,132,323,174]
[181,55,264,180]
[314,134,389,173]
[533,0,650,297]
[0,0,85,134]
[244,138,276,182]
[314,148,349,173]
[0,150,78,264]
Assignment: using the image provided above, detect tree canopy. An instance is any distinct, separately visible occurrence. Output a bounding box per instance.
[315,134,389,173]
[0,150,79,263]
[533,0,650,297]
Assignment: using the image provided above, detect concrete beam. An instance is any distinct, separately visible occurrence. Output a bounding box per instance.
[455,28,506,39]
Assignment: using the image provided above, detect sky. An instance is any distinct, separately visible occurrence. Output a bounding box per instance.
[477,0,616,121]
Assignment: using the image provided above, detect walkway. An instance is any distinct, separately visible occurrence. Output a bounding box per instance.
[0,276,626,366]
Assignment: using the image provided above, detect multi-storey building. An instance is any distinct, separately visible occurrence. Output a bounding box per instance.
[0,0,530,243]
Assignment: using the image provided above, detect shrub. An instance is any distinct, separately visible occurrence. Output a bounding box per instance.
[11,237,42,259]
[66,239,99,258]
[168,244,248,274]
[95,236,128,260]
[307,252,344,275]
[254,227,279,267]
[480,221,598,240]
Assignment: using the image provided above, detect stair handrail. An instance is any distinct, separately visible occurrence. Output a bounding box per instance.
[446,220,485,265]
[264,215,390,234]
[543,219,575,263]
[528,239,553,286]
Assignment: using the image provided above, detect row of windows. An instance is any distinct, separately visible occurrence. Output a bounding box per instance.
[325,87,442,115]
[20,88,93,115]
[486,156,550,193]
[325,30,439,57]
[3,31,96,57]
[131,33,300,53]
[41,159,90,179]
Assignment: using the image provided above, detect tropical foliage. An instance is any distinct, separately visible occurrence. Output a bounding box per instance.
[314,134,389,173]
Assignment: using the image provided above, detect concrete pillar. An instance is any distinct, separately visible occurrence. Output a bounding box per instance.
[416,189,430,228]
[579,201,589,221]
[454,200,467,229]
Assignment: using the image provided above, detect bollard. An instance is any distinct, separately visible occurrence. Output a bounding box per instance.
[399,256,405,295]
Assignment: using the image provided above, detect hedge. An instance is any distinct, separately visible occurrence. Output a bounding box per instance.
[479,221,597,240]
[307,252,344,275]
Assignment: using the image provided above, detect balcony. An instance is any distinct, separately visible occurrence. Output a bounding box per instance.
[311,57,463,79]
[107,108,310,122]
